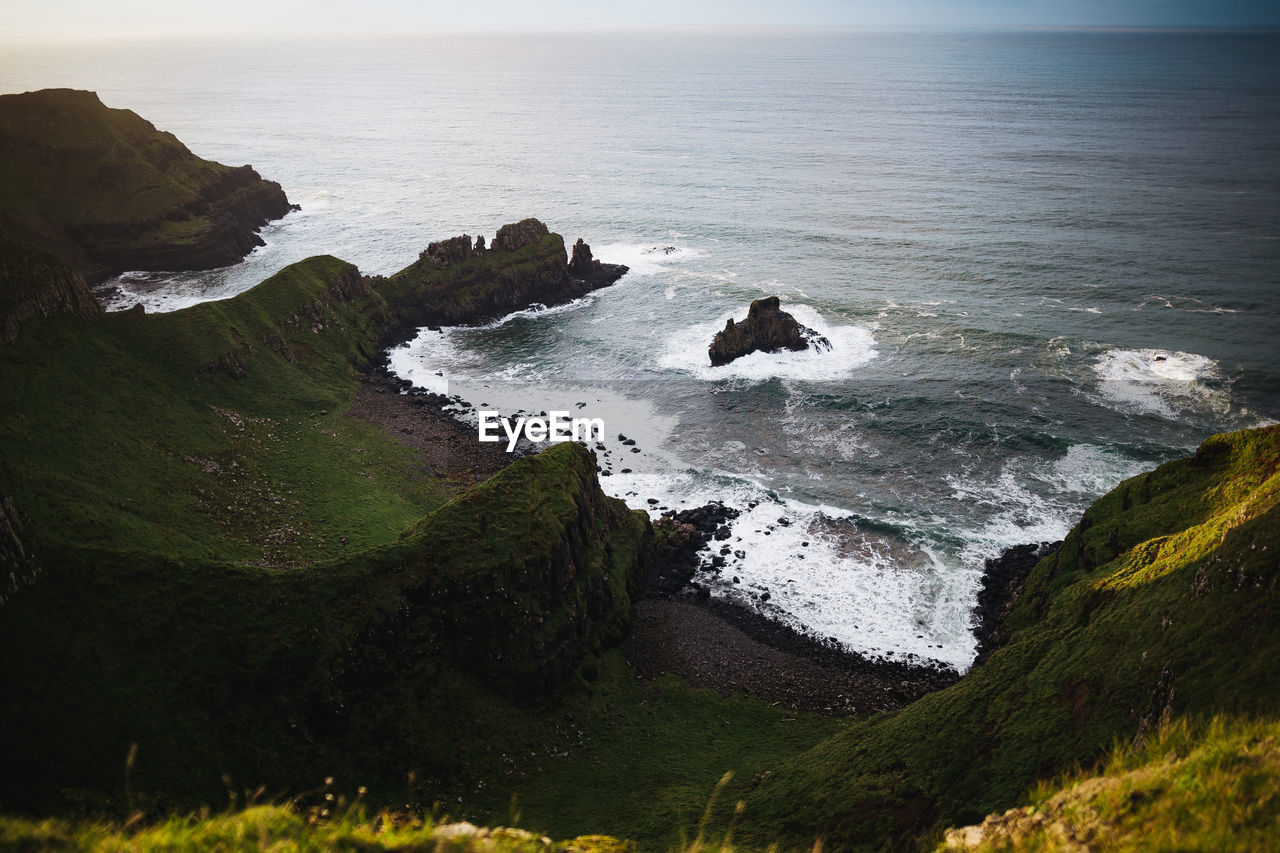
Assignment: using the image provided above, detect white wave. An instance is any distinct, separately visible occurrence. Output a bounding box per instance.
[1092,347,1231,420]
[947,442,1150,576]
[700,502,979,670]
[592,242,700,276]
[1040,443,1151,495]
[386,298,596,394]
[657,303,877,381]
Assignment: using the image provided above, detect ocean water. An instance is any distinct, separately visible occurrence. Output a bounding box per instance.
[5,29,1278,670]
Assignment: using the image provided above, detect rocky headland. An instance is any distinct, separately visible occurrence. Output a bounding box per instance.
[708,295,830,366]
[0,88,296,287]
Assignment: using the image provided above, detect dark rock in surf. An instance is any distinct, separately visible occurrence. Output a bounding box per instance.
[645,501,741,594]
[708,295,830,366]
[971,540,1061,666]
[568,237,629,288]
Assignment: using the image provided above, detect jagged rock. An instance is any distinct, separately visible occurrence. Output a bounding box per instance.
[386,220,629,332]
[569,237,600,277]
[971,540,1061,666]
[708,296,830,366]
[474,234,486,252]
[492,217,550,252]
[421,234,474,268]
[0,230,102,343]
[568,237,630,287]
[646,501,741,593]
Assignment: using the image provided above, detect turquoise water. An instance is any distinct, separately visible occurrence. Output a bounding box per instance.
[5,30,1277,668]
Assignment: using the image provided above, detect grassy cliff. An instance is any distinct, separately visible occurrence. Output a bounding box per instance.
[939,715,1280,852]
[731,425,1280,850]
[0,234,655,807]
[0,235,842,851]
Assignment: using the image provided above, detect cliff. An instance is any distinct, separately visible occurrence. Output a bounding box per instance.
[0,440,650,806]
[0,89,295,285]
[0,230,102,344]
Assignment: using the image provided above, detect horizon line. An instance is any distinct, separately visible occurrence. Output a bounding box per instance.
[4,23,1280,43]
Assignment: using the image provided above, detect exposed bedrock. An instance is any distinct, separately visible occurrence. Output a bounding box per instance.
[708,295,830,366]
[382,218,629,336]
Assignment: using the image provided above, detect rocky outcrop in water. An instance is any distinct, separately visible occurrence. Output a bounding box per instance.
[0,88,296,284]
[708,295,830,366]
[568,237,629,288]
[385,218,629,334]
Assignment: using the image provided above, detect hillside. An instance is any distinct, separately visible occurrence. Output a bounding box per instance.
[0,216,837,849]
[732,424,1280,849]
[940,715,1280,852]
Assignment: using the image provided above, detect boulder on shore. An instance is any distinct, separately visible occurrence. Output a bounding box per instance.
[708,296,829,366]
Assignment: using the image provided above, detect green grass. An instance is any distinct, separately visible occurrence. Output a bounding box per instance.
[463,654,842,849]
[0,256,431,564]
[734,425,1280,851]
[0,803,635,852]
[938,715,1280,852]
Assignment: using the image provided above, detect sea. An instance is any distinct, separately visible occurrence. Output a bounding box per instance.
[4,29,1278,671]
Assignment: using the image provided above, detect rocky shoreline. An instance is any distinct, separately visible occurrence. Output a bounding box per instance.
[970,540,1061,666]
[340,224,1056,720]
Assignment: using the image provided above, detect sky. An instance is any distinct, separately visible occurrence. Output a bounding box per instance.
[1,0,1277,38]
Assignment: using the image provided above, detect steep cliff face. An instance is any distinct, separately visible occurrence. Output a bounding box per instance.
[0,494,37,609]
[0,89,295,284]
[403,442,648,692]
[0,230,102,343]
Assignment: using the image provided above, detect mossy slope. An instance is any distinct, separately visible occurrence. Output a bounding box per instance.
[0,230,650,816]
[739,425,1280,850]
[939,715,1280,852]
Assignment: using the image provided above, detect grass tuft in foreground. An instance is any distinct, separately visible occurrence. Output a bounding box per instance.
[939,714,1280,852]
